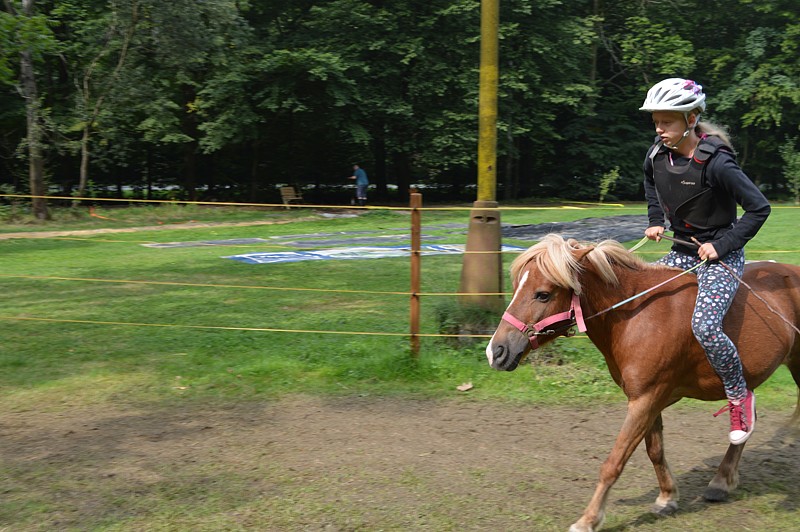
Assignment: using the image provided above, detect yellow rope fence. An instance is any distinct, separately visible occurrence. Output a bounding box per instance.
[2,194,798,346]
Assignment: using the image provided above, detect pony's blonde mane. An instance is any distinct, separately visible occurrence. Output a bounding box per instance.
[510,234,656,294]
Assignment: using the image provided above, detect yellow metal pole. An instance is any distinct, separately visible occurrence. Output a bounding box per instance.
[459,0,504,313]
[477,0,498,203]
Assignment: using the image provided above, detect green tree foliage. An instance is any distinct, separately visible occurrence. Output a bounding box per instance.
[0,0,797,204]
[707,1,800,195]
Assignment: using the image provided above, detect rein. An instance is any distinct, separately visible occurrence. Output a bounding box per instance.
[505,232,800,349]
[583,259,705,321]
[660,234,800,337]
[501,235,704,349]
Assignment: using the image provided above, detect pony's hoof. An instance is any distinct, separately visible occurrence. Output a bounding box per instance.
[703,487,729,502]
[651,500,678,516]
[569,515,602,532]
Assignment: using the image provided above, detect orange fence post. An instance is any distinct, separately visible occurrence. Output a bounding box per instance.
[409,190,422,357]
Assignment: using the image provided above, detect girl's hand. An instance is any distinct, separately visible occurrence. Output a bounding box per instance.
[645,226,665,241]
[697,242,719,261]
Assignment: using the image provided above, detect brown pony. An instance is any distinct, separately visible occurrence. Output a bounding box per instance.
[485,234,800,532]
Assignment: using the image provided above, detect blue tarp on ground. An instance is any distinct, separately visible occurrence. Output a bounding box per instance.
[223,244,526,265]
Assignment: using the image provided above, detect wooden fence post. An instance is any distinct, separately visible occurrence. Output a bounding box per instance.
[409,190,422,357]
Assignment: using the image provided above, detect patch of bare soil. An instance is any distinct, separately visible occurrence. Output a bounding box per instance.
[1,396,798,530]
[0,219,322,240]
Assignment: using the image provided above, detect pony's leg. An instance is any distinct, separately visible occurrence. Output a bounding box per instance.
[644,413,679,515]
[786,355,800,426]
[569,397,661,532]
[704,442,745,501]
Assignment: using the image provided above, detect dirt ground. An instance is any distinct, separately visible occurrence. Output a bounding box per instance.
[0,219,307,240]
[2,396,799,531]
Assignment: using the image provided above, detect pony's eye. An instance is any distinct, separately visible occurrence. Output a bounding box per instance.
[534,291,551,302]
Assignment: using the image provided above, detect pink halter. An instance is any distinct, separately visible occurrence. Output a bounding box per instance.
[501,293,587,350]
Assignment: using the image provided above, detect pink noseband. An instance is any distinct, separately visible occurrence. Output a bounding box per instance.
[502,293,587,350]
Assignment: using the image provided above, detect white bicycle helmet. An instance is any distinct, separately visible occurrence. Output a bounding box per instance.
[639,78,706,113]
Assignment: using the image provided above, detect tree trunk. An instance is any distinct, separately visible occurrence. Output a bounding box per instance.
[503,124,514,200]
[392,151,411,201]
[250,139,261,202]
[373,128,387,198]
[183,142,198,201]
[78,125,91,200]
[181,86,199,201]
[587,0,600,113]
[20,32,49,218]
[145,147,153,199]
[518,137,536,197]
[75,0,138,204]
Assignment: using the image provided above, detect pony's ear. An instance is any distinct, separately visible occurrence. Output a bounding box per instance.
[572,246,594,263]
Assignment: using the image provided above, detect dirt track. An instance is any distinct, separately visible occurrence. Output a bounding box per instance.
[2,396,799,530]
[0,219,304,240]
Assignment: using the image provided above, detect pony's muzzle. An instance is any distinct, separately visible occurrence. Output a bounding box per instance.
[486,330,529,371]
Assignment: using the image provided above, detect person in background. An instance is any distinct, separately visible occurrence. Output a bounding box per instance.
[349,164,369,206]
[640,78,771,445]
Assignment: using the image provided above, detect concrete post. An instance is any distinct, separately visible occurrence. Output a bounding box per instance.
[459,200,504,313]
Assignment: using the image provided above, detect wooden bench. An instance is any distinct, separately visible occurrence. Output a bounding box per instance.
[279,186,303,209]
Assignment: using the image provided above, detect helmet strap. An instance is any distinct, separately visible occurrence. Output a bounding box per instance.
[664,112,695,151]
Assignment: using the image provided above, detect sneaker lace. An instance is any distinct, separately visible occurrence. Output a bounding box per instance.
[713,402,747,432]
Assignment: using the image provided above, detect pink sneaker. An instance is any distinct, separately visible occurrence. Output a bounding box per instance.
[714,390,756,445]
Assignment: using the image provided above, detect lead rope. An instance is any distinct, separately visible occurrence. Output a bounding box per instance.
[656,233,800,337]
[627,235,650,253]
[584,258,706,321]
[559,233,798,331]
[569,236,704,325]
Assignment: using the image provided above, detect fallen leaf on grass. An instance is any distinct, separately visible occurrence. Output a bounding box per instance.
[456,382,473,392]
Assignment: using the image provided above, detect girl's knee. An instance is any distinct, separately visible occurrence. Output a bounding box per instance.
[692,321,719,345]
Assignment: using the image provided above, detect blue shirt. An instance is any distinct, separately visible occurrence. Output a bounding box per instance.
[354,168,369,186]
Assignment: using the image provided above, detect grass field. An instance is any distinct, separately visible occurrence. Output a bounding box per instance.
[2,201,798,409]
[2,200,800,531]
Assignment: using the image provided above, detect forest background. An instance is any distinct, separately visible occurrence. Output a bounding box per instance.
[1,0,799,219]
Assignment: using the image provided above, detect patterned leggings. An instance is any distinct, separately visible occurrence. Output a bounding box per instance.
[656,248,747,401]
